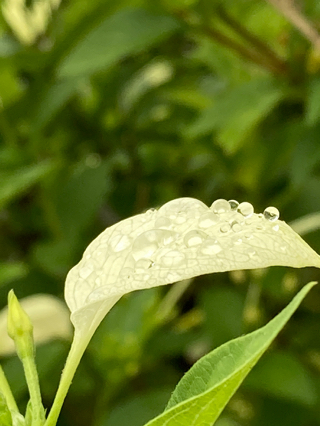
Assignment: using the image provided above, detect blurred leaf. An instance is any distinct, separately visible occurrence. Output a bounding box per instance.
[0,161,57,210]
[144,282,316,426]
[306,78,320,125]
[245,350,317,406]
[186,78,284,153]
[101,388,172,426]
[58,8,180,78]
[0,262,28,288]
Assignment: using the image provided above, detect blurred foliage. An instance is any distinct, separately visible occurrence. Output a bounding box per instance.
[1,0,320,425]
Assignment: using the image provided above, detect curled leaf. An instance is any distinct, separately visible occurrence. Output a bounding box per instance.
[64,198,320,336]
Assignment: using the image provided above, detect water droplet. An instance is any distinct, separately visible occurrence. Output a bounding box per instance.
[134,258,153,273]
[237,202,254,218]
[155,217,171,228]
[234,238,243,245]
[244,231,253,240]
[273,224,280,231]
[79,264,94,279]
[248,249,256,258]
[159,251,186,267]
[110,234,131,252]
[211,199,231,214]
[159,198,207,218]
[263,206,280,221]
[201,240,222,255]
[198,212,219,228]
[132,230,176,261]
[228,200,239,210]
[231,221,242,232]
[184,230,207,247]
[220,223,230,233]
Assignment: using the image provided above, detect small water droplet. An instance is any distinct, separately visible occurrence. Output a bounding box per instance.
[184,230,207,247]
[198,212,219,228]
[201,240,222,255]
[110,234,131,252]
[273,224,280,231]
[263,206,280,221]
[248,249,256,258]
[220,223,230,233]
[79,264,94,279]
[234,238,242,245]
[132,230,176,261]
[159,250,186,267]
[244,231,253,240]
[134,258,154,273]
[231,221,242,232]
[155,217,171,228]
[237,202,254,218]
[211,199,231,214]
[228,200,239,210]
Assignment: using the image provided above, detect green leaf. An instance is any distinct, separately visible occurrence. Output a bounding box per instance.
[305,78,320,126]
[186,79,284,153]
[0,392,12,426]
[0,161,57,210]
[0,262,28,287]
[58,8,179,79]
[143,282,316,426]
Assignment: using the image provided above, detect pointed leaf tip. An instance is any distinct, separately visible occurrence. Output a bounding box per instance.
[64,198,320,334]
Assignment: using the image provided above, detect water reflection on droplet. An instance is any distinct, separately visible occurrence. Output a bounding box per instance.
[231,221,242,232]
[201,240,222,255]
[237,202,254,218]
[132,229,176,261]
[184,230,207,247]
[273,224,280,231]
[198,212,219,228]
[134,258,153,273]
[211,199,231,214]
[263,206,280,221]
[228,200,239,210]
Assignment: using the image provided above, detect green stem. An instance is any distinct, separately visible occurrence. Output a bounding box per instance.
[21,354,45,426]
[0,365,19,413]
[44,334,89,426]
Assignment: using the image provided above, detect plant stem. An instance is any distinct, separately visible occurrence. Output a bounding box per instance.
[21,354,45,426]
[0,365,19,413]
[44,334,89,426]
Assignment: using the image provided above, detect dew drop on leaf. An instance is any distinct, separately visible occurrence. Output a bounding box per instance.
[198,212,219,228]
[237,202,254,218]
[211,199,231,214]
[264,206,280,221]
[200,240,222,255]
[184,230,207,247]
[228,200,239,210]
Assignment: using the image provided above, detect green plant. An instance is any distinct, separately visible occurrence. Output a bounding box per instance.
[0,197,319,426]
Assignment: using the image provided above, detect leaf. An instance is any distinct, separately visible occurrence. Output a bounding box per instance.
[143,282,316,426]
[0,262,28,287]
[185,79,284,153]
[0,161,56,210]
[305,78,320,126]
[57,8,179,79]
[64,198,320,340]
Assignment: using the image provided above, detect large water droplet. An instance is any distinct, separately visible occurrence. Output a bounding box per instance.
[211,199,231,214]
[184,230,207,247]
[159,198,207,218]
[201,240,222,255]
[79,264,94,279]
[155,217,171,228]
[228,200,239,210]
[159,250,186,267]
[198,212,219,229]
[237,202,254,218]
[109,234,131,252]
[263,206,280,221]
[132,229,176,261]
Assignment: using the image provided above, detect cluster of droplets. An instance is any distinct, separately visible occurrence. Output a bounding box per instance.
[76,198,281,301]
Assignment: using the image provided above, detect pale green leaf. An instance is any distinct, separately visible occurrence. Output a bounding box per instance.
[64,198,320,340]
[143,282,316,426]
[58,8,179,79]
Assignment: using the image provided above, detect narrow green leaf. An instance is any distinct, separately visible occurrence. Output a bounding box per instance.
[0,161,56,210]
[144,282,316,426]
[58,8,179,79]
[0,392,12,426]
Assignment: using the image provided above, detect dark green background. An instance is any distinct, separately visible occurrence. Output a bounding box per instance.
[1,0,320,425]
